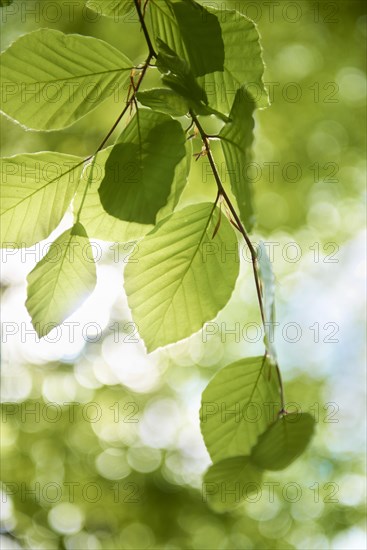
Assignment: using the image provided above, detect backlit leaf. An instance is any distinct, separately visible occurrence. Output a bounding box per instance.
[0,153,83,248]
[219,88,256,230]
[98,109,186,224]
[26,223,97,337]
[136,88,190,116]
[85,0,134,18]
[250,413,316,470]
[0,29,133,130]
[198,6,269,112]
[200,356,281,462]
[74,141,191,242]
[203,456,263,512]
[148,0,224,77]
[124,203,239,351]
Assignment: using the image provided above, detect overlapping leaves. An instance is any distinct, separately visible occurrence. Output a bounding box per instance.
[147,0,268,113]
[201,356,315,511]
[0,0,314,512]
[147,0,225,77]
[74,141,192,242]
[200,356,281,462]
[98,109,186,224]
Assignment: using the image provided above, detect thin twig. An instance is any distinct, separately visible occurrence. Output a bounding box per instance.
[74,55,152,220]
[190,112,265,325]
[92,57,152,156]
[191,111,286,410]
[71,0,156,220]
[134,0,157,57]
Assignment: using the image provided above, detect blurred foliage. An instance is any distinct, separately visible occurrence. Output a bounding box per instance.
[1,0,366,549]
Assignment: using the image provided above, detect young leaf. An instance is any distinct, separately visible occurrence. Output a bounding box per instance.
[0,153,83,248]
[257,240,277,361]
[98,109,186,224]
[197,6,269,112]
[203,457,263,512]
[156,39,208,108]
[250,413,316,470]
[74,141,191,242]
[219,88,256,231]
[86,0,133,18]
[0,29,133,130]
[26,223,96,337]
[200,356,281,463]
[124,203,239,352]
[136,88,190,117]
[155,40,229,121]
[156,38,190,78]
[148,0,225,77]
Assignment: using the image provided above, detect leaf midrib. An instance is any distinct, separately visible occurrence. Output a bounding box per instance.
[1,162,82,216]
[3,67,132,88]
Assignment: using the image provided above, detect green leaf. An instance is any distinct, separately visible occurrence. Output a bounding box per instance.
[124,203,239,352]
[74,141,191,242]
[156,39,208,107]
[86,0,133,18]
[250,413,316,470]
[136,88,189,116]
[0,153,83,248]
[74,148,148,243]
[154,40,229,122]
[197,6,269,112]
[148,0,187,61]
[155,36,189,76]
[200,356,281,463]
[148,0,224,77]
[98,109,186,224]
[257,240,277,361]
[219,88,256,231]
[155,140,192,222]
[0,29,133,130]
[203,457,262,512]
[26,223,97,337]
[170,0,224,77]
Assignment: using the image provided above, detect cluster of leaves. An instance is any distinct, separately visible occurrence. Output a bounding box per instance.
[0,0,315,511]
[200,356,315,511]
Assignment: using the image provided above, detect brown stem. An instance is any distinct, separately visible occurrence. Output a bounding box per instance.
[134,0,157,57]
[191,111,286,410]
[191,112,265,325]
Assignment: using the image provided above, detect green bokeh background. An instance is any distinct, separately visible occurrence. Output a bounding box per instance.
[1,1,366,549]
